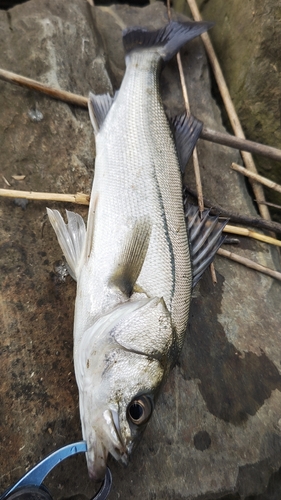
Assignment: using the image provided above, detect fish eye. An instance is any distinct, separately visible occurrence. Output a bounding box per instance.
[127,396,152,425]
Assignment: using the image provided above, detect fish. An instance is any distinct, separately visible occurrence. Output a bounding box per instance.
[47,19,227,481]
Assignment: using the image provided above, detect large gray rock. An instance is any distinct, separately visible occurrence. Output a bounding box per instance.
[0,1,281,498]
[196,0,281,221]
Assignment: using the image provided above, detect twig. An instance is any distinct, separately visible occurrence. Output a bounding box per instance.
[0,68,88,107]
[210,264,217,283]
[184,187,281,234]
[217,248,281,282]
[254,200,281,211]
[0,188,90,205]
[177,53,204,214]
[3,187,279,246]
[231,162,281,194]
[1,68,281,163]
[167,0,218,282]
[224,224,281,248]
[200,127,281,163]
[186,0,271,221]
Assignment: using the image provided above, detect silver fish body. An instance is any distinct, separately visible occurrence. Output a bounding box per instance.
[47,20,216,481]
[78,48,191,354]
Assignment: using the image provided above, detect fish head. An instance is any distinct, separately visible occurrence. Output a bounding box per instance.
[75,297,174,481]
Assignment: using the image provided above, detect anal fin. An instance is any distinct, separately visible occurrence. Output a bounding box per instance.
[47,208,86,281]
[109,218,151,297]
[184,203,228,287]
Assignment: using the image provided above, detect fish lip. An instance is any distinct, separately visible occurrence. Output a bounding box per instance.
[85,409,129,480]
[103,408,130,460]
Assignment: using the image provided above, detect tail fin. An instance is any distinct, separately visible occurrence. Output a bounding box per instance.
[123,20,213,62]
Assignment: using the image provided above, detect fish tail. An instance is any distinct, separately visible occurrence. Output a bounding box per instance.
[123,20,213,62]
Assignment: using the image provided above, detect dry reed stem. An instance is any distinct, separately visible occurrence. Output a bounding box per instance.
[254,200,281,210]
[167,0,204,213]
[1,21,279,281]
[0,189,90,205]
[175,51,217,279]
[1,68,281,162]
[0,68,88,107]
[1,188,281,247]
[169,0,216,282]
[186,0,271,221]
[232,163,281,194]
[176,53,204,214]
[210,264,217,283]
[224,224,281,248]
[217,248,281,282]
[200,128,281,163]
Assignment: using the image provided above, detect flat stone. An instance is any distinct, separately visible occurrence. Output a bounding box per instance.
[0,1,281,499]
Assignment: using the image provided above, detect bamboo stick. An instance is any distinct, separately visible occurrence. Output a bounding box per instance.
[2,188,280,246]
[176,54,204,213]
[1,68,281,163]
[0,188,90,205]
[217,248,281,282]
[166,5,205,210]
[254,200,281,210]
[231,162,281,194]
[200,127,281,163]
[0,68,88,107]
[186,0,271,221]
[224,224,281,248]
[175,51,216,279]
[167,0,216,281]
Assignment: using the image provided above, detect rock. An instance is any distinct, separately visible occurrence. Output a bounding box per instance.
[0,1,281,499]
[196,0,281,221]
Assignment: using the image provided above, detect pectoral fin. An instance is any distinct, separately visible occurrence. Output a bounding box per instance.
[110,219,151,297]
[47,208,86,281]
[185,203,228,287]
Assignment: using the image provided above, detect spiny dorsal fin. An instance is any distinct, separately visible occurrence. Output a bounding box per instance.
[185,203,228,287]
[110,218,151,297]
[47,208,86,281]
[123,21,214,62]
[88,91,119,134]
[170,112,203,173]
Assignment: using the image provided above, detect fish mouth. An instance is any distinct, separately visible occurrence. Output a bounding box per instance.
[85,409,129,481]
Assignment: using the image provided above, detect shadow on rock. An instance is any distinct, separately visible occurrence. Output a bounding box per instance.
[181,272,281,425]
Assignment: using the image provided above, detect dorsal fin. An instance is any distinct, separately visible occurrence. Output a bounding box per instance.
[170,113,203,173]
[123,21,214,62]
[88,91,119,134]
[109,218,151,297]
[185,203,228,287]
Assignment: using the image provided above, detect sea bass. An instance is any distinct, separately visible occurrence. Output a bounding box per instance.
[47,20,226,481]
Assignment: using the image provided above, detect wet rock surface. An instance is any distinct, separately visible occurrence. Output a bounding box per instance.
[197,0,281,221]
[0,1,281,499]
